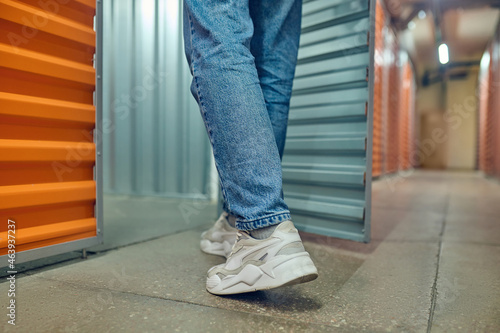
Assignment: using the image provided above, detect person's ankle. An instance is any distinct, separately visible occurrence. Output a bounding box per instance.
[249,224,279,239]
[226,214,236,228]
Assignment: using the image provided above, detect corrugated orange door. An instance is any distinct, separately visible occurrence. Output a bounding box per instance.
[385,33,400,174]
[398,62,413,171]
[372,0,385,178]
[0,0,102,263]
[478,48,490,174]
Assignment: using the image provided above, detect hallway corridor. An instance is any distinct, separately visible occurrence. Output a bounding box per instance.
[1,171,499,332]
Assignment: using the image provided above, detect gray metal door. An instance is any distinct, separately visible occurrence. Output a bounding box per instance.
[283,0,375,242]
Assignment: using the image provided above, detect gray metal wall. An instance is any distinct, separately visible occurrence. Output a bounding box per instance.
[283,0,374,242]
[102,0,214,198]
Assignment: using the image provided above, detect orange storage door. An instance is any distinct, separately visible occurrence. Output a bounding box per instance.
[385,32,400,175]
[0,0,102,263]
[398,62,412,171]
[372,0,385,178]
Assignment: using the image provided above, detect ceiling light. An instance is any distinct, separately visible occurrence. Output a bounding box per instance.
[480,51,490,70]
[408,21,416,30]
[418,10,426,19]
[439,43,449,64]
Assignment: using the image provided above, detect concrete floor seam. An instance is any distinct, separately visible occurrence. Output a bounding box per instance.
[426,192,451,333]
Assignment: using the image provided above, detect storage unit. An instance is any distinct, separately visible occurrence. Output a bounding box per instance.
[371,0,416,178]
[283,0,376,242]
[399,60,416,171]
[478,20,500,180]
[0,0,102,263]
[385,34,401,174]
[478,48,492,174]
[372,0,387,177]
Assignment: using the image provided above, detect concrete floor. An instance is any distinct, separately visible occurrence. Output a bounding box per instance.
[1,170,499,332]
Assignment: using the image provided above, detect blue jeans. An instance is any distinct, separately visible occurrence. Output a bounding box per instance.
[183,0,302,230]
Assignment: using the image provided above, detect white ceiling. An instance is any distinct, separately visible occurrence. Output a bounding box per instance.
[393,0,500,77]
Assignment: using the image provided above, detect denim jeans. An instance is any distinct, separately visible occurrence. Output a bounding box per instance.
[183,0,302,230]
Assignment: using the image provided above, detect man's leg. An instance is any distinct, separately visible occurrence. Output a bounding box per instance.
[250,0,303,159]
[183,0,290,231]
[184,0,317,295]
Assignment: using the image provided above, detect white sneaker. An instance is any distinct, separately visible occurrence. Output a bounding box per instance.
[200,213,238,258]
[206,220,318,295]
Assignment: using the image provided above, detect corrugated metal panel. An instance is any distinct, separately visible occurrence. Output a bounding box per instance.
[398,59,415,171]
[283,0,375,242]
[407,62,417,171]
[482,46,496,176]
[384,30,400,174]
[0,0,102,262]
[495,23,500,179]
[398,61,409,170]
[372,0,386,177]
[485,48,496,176]
[372,0,416,177]
[479,21,500,179]
[478,47,491,174]
[102,0,214,199]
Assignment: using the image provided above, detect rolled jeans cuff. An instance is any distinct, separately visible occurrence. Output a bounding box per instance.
[236,211,291,231]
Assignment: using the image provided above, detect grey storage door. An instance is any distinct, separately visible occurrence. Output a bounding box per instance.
[102,0,213,199]
[283,0,375,242]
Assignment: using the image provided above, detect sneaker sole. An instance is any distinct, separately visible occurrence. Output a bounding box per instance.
[200,239,233,258]
[206,253,318,295]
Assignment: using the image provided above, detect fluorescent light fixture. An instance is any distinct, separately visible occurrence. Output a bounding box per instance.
[439,43,449,64]
[408,21,416,30]
[418,10,426,19]
[480,51,490,70]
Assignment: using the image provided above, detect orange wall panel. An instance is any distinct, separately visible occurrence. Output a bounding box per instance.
[372,0,416,177]
[0,0,98,256]
[385,35,400,174]
[479,29,500,179]
[372,0,386,177]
